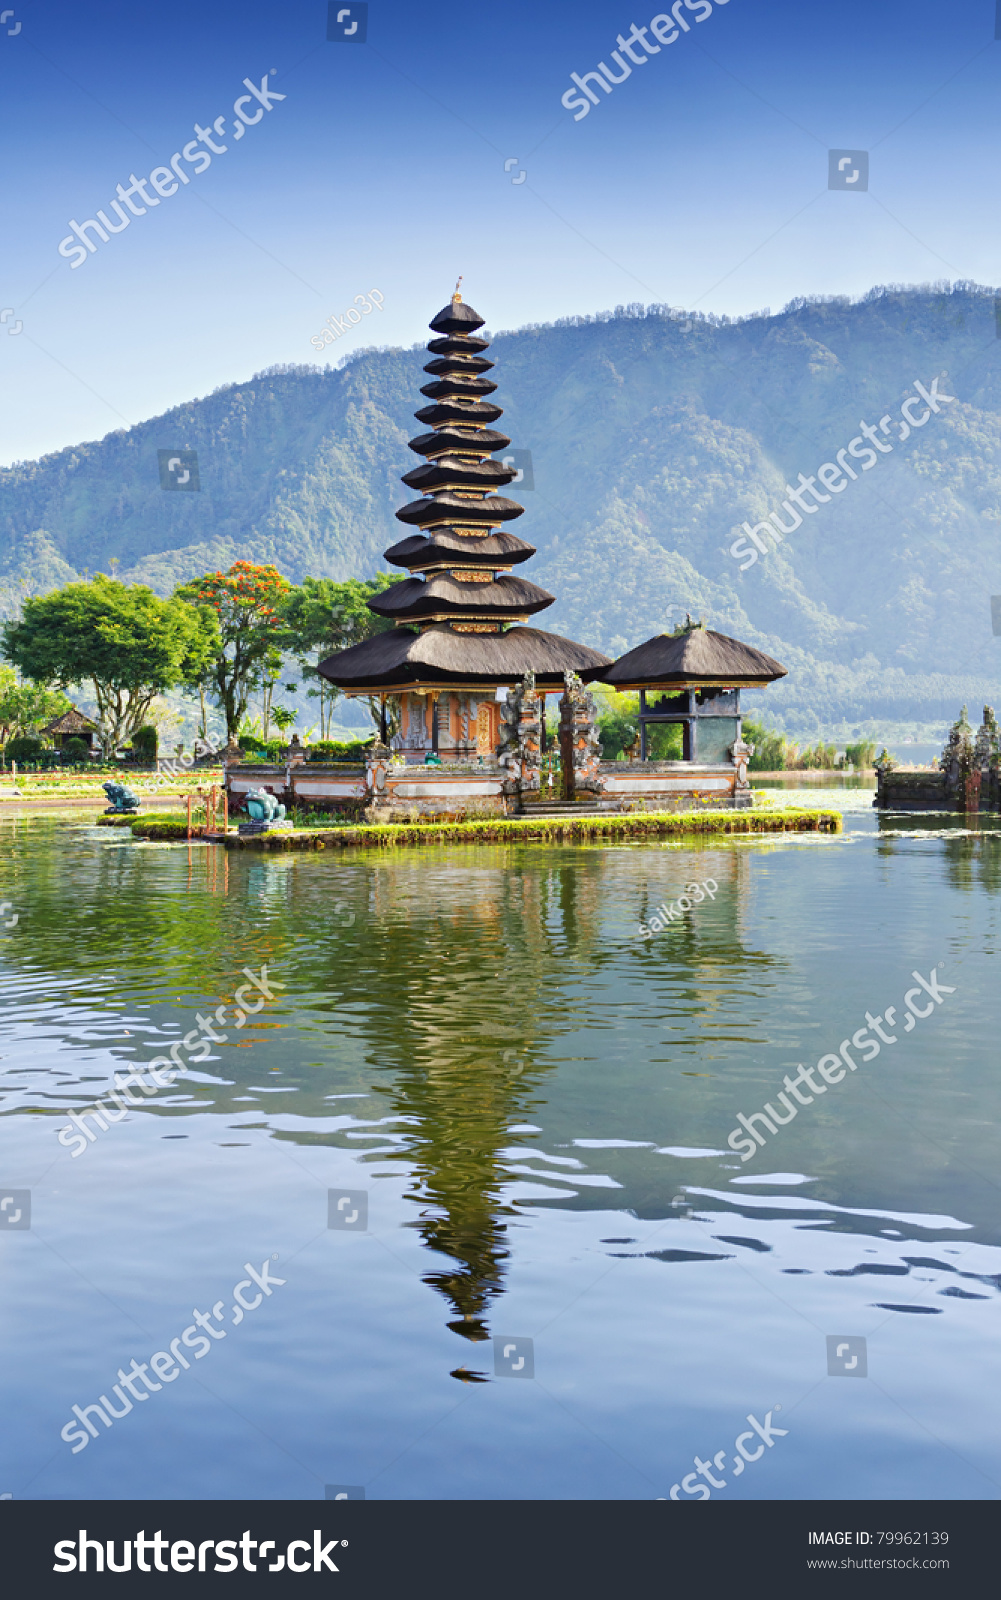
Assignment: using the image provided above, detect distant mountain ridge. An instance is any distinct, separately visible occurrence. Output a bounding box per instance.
[3,281,1001,733]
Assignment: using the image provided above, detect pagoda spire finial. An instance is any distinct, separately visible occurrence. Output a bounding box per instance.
[452,275,463,303]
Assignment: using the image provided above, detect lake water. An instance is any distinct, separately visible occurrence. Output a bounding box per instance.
[1,802,999,1502]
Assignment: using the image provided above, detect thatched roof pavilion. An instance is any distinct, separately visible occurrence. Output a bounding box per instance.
[42,706,99,748]
[588,619,786,764]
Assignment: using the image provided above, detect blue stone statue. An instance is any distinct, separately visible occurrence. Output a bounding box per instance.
[102,781,140,815]
[245,787,286,823]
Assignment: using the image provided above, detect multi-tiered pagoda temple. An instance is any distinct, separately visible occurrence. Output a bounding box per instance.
[318,289,610,760]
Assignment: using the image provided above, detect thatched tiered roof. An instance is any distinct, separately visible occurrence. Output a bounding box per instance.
[320,623,608,694]
[319,289,610,693]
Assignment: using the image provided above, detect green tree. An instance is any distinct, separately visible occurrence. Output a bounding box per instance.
[844,739,877,769]
[174,561,292,741]
[743,718,790,771]
[131,724,158,761]
[270,703,298,738]
[1,576,216,756]
[0,675,73,742]
[799,740,839,771]
[4,734,45,766]
[284,573,403,740]
[589,687,637,759]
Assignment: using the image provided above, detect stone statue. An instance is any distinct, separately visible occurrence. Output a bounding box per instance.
[974,705,999,772]
[244,788,286,823]
[938,706,973,793]
[559,669,603,798]
[728,735,755,789]
[975,705,1001,810]
[497,674,541,808]
[102,781,140,815]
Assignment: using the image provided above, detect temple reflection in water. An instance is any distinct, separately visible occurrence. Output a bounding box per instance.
[335,844,766,1380]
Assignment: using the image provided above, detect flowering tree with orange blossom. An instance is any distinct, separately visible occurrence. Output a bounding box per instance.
[174,561,293,741]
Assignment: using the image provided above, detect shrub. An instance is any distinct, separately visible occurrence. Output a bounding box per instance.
[597,710,638,759]
[62,736,91,763]
[645,723,684,761]
[743,719,789,771]
[131,725,158,760]
[287,804,361,828]
[233,735,283,764]
[843,739,877,769]
[307,738,374,763]
[798,740,839,771]
[4,734,44,765]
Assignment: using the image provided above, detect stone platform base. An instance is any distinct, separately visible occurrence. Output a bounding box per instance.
[224,759,750,822]
[238,819,293,836]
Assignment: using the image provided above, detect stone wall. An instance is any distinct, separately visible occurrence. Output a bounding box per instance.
[874,705,1000,811]
[225,747,752,819]
[224,758,507,820]
[597,761,741,811]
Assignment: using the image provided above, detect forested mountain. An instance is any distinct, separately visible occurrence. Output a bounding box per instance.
[3,281,1001,732]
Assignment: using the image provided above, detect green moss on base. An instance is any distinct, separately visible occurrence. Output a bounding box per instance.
[223,807,842,851]
[129,813,206,840]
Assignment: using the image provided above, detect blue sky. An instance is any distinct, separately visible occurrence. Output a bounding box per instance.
[1,0,1000,464]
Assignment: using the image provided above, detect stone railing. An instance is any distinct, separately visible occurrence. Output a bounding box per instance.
[224,762,367,815]
[597,760,745,810]
[224,756,508,819]
[224,747,753,819]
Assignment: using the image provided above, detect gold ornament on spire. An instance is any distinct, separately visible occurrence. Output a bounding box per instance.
[452,274,463,302]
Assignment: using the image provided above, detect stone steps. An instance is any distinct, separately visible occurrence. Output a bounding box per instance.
[518,803,605,817]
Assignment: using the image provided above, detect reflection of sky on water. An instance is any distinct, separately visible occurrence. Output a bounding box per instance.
[0,818,998,1499]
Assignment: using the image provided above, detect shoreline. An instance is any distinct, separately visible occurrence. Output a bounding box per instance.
[0,795,189,814]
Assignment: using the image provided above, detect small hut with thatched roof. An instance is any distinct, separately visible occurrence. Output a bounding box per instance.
[42,706,99,752]
[589,617,786,762]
